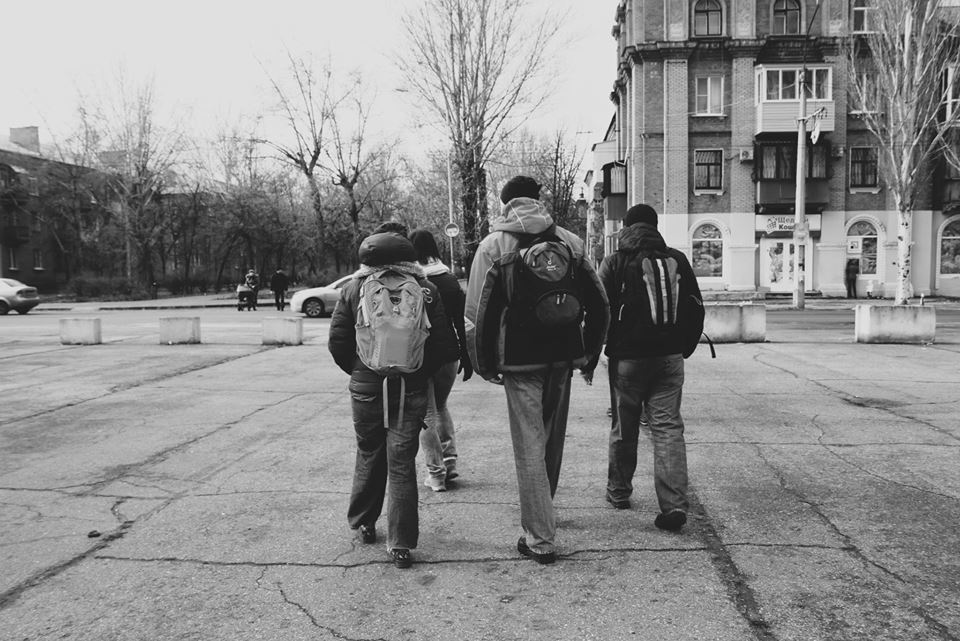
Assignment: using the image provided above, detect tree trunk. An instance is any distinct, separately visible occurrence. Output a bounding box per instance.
[895,208,914,304]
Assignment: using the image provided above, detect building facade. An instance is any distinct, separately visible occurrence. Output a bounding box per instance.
[605,0,960,298]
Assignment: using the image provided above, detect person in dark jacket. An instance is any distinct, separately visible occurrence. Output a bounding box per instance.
[465,176,609,564]
[597,204,703,532]
[270,268,290,311]
[845,258,859,299]
[409,229,472,492]
[328,232,458,569]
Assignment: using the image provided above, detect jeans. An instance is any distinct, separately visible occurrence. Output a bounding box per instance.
[607,355,688,515]
[420,360,459,480]
[347,378,427,550]
[503,366,572,555]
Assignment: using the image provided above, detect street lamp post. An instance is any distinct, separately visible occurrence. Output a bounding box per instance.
[793,68,808,310]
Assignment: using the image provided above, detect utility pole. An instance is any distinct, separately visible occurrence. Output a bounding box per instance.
[446,153,455,272]
[793,68,808,310]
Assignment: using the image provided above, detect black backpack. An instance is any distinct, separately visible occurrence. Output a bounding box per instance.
[511,227,584,330]
[616,248,712,358]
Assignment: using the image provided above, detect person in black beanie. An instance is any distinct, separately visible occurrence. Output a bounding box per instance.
[596,203,704,532]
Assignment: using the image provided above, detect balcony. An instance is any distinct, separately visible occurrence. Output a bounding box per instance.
[756,101,835,135]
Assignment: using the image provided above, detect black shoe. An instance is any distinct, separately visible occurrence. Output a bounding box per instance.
[606,495,631,510]
[517,537,556,565]
[391,548,412,569]
[654,510,687,532]
[358,524,376,544]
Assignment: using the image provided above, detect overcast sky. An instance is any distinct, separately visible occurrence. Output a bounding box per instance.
[2,0,618,157]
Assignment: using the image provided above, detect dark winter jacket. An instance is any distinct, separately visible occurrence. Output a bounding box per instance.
[464,197,609,380]
[422,260,467,366]
[599,222,703,359]
[327,233,458,395]
[270,270,289,292]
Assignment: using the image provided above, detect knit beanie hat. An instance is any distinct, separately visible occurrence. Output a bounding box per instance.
[623,204,658,227]
[500,176,541,204]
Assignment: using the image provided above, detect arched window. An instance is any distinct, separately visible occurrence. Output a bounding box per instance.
[691,223,723,277]
[694,0,723,36]
[773,0,801,35]
[847,221,878,275]
[940,219,960,274]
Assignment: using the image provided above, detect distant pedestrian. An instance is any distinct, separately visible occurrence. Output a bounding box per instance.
[597,204,704,532]
[465,175,609,564]
[409,228,472,492]
[328,232,458,569]
[244,269,260,310]
[845,259,859,299]
[270,268,290,311]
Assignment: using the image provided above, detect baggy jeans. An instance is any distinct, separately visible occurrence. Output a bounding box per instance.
[347,379,427,550]
[607,355,689,515]
[503,366,572,555]
[420,360,459,480]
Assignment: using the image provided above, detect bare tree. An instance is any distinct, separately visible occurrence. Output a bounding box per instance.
[848,0,960,303]
[398,0,562,265]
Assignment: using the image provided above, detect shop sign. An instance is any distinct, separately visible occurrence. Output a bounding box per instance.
[755,214,822,234]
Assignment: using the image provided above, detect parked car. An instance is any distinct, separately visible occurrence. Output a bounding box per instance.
[290,275,352,318]
[0,278,40,315]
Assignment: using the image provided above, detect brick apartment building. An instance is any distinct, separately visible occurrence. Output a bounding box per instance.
[598,0,960,298]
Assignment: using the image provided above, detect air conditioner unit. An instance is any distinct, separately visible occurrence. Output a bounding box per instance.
[832,145,845,158]
[739,148,754,162]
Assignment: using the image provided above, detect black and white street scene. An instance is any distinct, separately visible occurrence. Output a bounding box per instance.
[2,2,960,640]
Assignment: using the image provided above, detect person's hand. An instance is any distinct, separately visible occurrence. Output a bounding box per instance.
[580,368,594,386]
[459,359,474,382]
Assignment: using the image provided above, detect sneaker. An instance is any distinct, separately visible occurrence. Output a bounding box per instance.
[444,458,459,481]
[358,524,377,544]
[606,495,631,510]
[654,510,687,532]
[424,475,446,492]
[391,548,412,569]
[517,537,556,565]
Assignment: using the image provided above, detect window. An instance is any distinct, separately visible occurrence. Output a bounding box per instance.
[694,150,723,191]
[850,71,879,113]
[772,0,801,35]
[8,250,18,271]
[850,147,879,188]
[766,69,797,100]
[941,219,960,274]
[848,221,878,275]
[33,249,44,270]
[852,0,875,33]
[692,224,723,277]
[762,68,831,101]
[947,66,960,120]
[804,68,831,100]
[758,144,828,180]
[695,76,724,114]
[694,0,723,36]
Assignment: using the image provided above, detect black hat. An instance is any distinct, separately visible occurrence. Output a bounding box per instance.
[358,232,417,266]
[500,176,541,204]
[624,204,658,227]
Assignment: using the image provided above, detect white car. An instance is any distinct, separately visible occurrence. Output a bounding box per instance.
[290,275,352,318]
[0,278,40,315]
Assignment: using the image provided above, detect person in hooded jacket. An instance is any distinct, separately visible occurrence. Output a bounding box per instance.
[597,204,703,533]
[409,229,473,492]
[328,232,458,569]
[464,175,609,564]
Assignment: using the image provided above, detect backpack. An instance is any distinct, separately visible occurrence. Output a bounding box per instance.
[355,269,432,427]
[511,227,584,330]
[616,249,712,359]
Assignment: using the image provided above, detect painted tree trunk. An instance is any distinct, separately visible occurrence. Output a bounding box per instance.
[895,207,914,304]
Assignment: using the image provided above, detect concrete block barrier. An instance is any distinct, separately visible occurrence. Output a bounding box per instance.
[262,317,303,346]
[159,317,201,344]
[704,303,766,343]
[60,318,102,345]
[854,304,935,344]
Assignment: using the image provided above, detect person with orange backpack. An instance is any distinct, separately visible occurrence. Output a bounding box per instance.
[328,231,458,569]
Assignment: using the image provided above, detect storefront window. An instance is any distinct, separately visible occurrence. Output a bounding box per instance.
[941,219,960,274]
[692,223,723,277]
[848,221,877,275]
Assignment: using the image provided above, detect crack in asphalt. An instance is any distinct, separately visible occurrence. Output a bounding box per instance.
[276,582,390,641]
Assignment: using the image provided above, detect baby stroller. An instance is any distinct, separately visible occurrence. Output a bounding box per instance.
[236,284,257,311]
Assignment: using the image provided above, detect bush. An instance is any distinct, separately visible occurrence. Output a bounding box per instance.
[66,276,137,300]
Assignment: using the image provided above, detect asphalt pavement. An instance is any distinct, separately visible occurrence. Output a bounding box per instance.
[1,300,958,640]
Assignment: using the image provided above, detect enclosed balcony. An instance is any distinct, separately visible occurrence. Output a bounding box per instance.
[755,65,835,135]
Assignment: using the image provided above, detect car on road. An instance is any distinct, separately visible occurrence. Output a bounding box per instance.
[0,278,40,315]
[290,275,352,318]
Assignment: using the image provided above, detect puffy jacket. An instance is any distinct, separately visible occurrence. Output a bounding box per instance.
[422,261,468,365]
[464,197,609,380]
[599,222,703,359]
[328,235,458,395]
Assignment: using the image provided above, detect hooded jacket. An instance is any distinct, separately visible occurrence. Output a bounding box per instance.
[464,197,609,380]
[598,222,703,359]
[327,234,458,394]
[421,260,468,366]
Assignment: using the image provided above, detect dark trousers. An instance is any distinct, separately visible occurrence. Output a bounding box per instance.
[845,277,857,299]
[274,290,286,310]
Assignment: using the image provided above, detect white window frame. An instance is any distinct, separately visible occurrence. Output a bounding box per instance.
[759,66,832,102]
[694,149,724,194]
[850,71,879,115]
[947,65,960,122]
[695,76,725,115]
[692,0,724,37]
[33,249,44,271]
[938,215,960,276]
[852,0,876,34]
[8,250,18,271]
[849,146,880,192]
[772,0,802,35]
[690,222,725,280]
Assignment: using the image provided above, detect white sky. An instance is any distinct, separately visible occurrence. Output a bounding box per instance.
[1,0,619,158]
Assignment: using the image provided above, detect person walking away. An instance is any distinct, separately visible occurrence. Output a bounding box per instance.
[270,268,290,311]
[244,269,260,310]
[409,229,473,492]
[328,232,458,569]
[845,258,859,299]
[597,204,704,532]
[465,175,609,564]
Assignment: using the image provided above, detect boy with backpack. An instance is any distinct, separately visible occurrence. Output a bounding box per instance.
[328,231,458,569]
[465,176,608,564]
[597,204,705,532]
